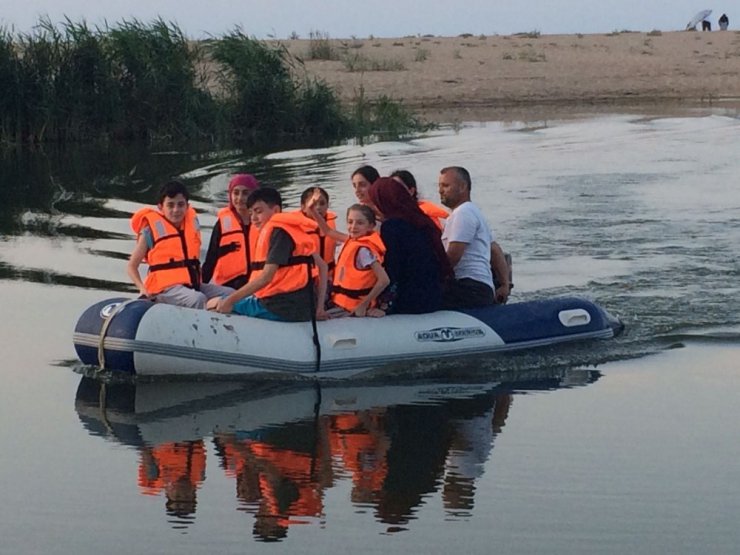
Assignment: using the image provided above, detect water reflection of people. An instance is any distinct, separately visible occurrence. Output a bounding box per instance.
[327,410,390,504]
[443,394,512,515]
[76,376,565,538]
[214,421,334,541]
[368,393,511,527]
[138,440,206,520]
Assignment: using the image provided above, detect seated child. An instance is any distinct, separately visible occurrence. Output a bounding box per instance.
[127,180,233,309]
[202,173,260,289]
[298,186,338,278]
[329,204,390,318]
[207,187,328,322]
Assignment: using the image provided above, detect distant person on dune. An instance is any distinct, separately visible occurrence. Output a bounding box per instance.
[719,14,729,30]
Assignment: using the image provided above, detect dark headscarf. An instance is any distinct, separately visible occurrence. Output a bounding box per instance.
[368,177,453,280]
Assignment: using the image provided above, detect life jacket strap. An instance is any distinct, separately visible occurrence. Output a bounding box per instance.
[331,284,373,299]
[250,255,314,271]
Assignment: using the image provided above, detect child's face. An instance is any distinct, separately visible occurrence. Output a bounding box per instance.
[250,200,280,229]
[230,185,251,212]
[346,209,373,238]
[304,193,328,218]
[159,194,188,226]
[352,174,372,203]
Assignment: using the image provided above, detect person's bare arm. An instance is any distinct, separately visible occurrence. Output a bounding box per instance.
[353,261,390,317]
[306,203,348,243]
[490,241,511,304]
[312,253,328,320]
[445,241,468,269]
[126,234,150,296]
[209,263,278,313]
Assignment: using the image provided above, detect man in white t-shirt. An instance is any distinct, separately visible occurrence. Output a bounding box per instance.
[438,166,511,308]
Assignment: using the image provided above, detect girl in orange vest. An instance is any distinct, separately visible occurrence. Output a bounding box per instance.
[202,174,261,289]
[297,186,338,278]
[329,204,390,318]
[391,169,449,230]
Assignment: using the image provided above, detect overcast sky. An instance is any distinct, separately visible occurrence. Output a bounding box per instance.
[2,1,734,38]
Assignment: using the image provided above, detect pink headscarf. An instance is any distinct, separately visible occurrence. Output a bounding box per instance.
[368,177,453,280]
[228,174,260,195]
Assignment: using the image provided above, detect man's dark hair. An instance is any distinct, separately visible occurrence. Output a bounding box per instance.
[247,187,282,209]
[441,166,472,191]
[157,180,189,204]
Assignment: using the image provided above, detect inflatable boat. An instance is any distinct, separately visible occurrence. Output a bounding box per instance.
[73,296,623,379]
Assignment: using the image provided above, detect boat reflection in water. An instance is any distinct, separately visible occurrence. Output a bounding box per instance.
[75,370,599,539]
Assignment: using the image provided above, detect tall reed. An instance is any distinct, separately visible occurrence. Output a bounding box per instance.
[0,18,421,150]
[209,30,349,144]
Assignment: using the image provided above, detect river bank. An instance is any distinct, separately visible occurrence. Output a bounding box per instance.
[278,30,740,122]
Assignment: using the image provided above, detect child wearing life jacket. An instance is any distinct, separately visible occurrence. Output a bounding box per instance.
[127,180,234,309]
[202,174,260,289]
[329,204,390,318]
[298,186,338,278]
[207,187,328,322]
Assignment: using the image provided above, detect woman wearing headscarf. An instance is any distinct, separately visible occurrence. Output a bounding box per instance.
[367,177,452,314]
[202,173,261,289]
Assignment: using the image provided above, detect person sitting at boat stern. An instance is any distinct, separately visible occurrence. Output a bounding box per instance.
[438,166,511,308]
[202,173,260,289]
[328,204,390,318]
[207,187,328,322]
[127,180,234,309]
[367,177,453,314]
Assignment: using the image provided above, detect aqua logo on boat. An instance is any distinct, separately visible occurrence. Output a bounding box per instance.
[99,302,122,319]
[414,326,485,342]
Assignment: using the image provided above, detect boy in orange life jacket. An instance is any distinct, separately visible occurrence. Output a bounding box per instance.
[202,174,260,289]
[207,187,328,322]
[329,204,390,318]
[127,180,234,309]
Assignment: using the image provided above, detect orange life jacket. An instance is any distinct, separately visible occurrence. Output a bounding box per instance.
[131,206,202,295]
[137,441,207,496]
[331,232,386,312]
[219,436,323,524]
[211,206,259,286]
[295,209,338,275]
[328,413,388,495]
[418,199,448,230]
[251,212,317,300]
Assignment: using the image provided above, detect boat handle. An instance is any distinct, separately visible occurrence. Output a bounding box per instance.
[328,336,358,349]
[558,309,591,327]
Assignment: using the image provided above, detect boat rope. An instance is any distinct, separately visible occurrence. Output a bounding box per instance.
[309,379,323,478]
[306,262,322,373]
[97,382,114,435]
[97,298,140,370]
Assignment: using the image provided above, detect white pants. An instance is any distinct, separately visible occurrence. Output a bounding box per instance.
[155,283,234,309]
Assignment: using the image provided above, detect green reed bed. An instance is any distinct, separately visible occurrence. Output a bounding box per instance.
[0,18,423,149]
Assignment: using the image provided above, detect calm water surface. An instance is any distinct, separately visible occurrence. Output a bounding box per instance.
[2,112,740,553]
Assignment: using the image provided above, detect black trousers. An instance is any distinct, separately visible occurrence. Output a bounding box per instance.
[444,278,494,309]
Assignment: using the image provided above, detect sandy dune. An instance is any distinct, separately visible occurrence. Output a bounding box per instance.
[280,30,740,121]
